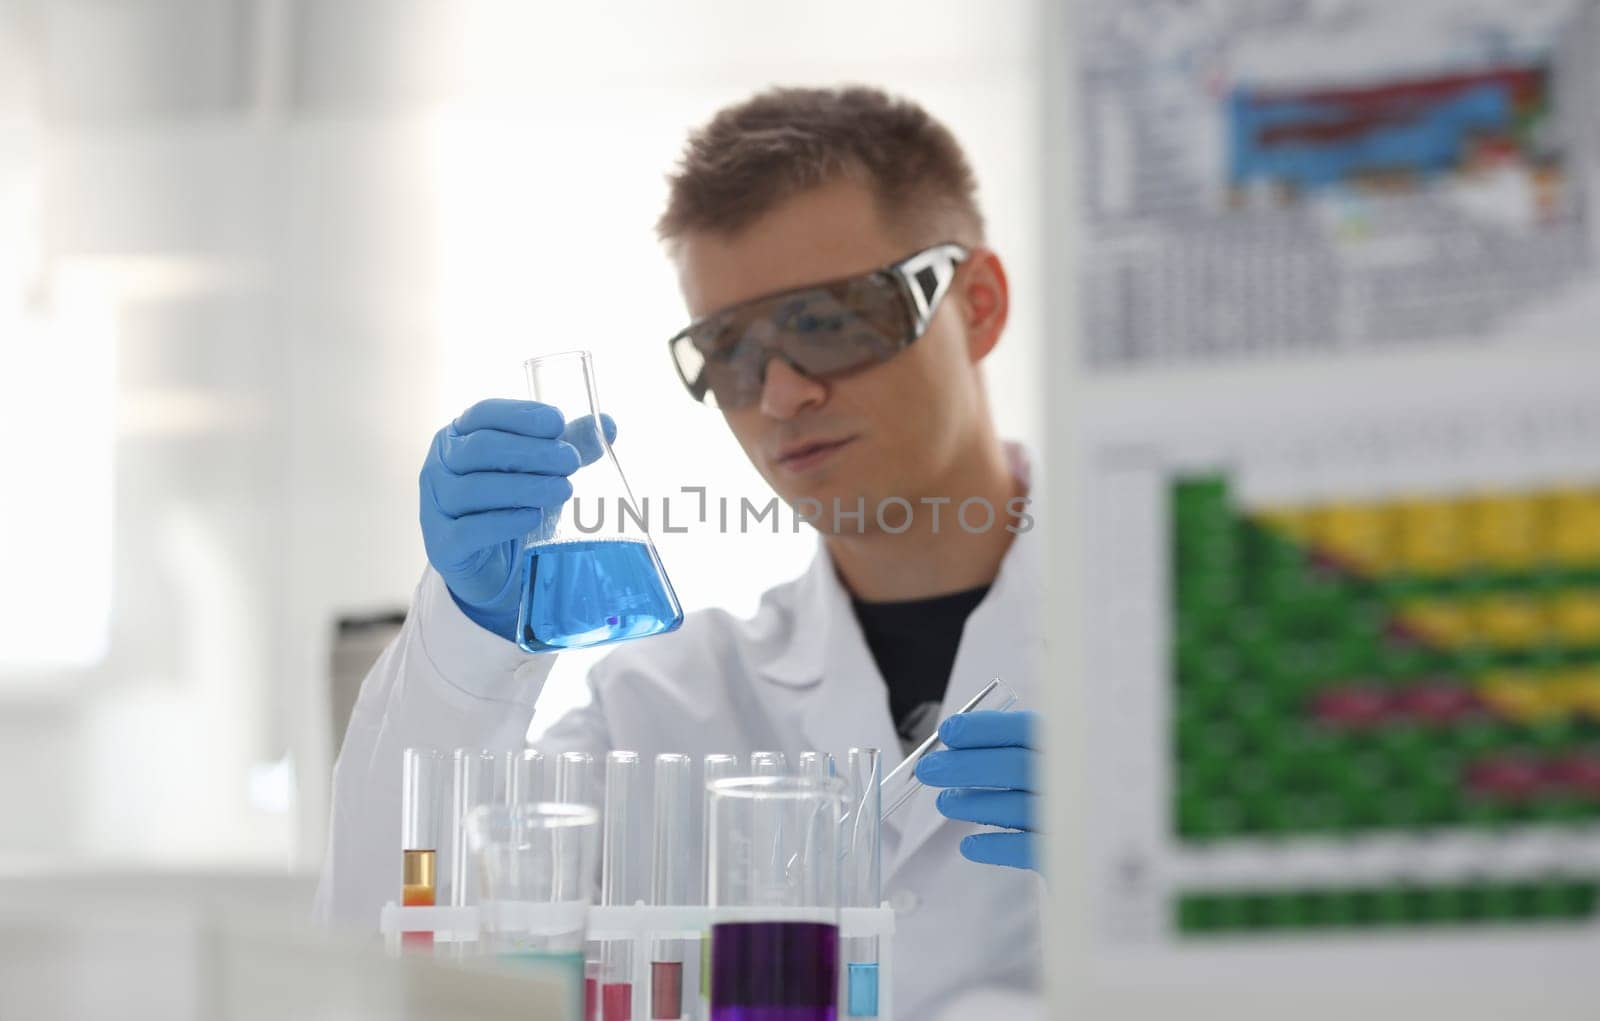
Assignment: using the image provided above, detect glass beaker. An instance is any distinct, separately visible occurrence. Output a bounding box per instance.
[467,800,600,1017]
[517,350,685,653]
[707,776,846,1021]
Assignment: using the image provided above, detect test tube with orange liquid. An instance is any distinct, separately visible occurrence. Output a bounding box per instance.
[401,747,442,951]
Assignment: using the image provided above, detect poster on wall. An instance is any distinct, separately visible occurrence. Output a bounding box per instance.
[1067,0,1600,966]
[1077,0,1600,368]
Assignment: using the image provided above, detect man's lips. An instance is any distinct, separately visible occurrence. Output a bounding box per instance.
[774,435,858,472]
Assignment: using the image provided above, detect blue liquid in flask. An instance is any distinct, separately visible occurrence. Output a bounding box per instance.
[516,538,683,653]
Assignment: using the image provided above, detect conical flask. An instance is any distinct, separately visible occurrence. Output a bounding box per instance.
[515,350,685,653]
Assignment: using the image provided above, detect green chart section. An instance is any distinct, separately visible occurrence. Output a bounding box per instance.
[1178,878,1599,936]
[1170,474,1600,934]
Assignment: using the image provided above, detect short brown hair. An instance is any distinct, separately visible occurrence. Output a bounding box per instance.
[657,85,984,248]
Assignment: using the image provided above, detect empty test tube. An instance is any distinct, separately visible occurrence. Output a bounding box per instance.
[799,749,838,952]
[651,754,693,1020]
[401,747,442,951]
[700,755,739,898]
[505,747,546,805]
[844,749,883,1017]
[700,754,739,1009]
[797,751,833,780]
[749,751,787,775]
[602,752,641,1021]
[557,750,596,807]
[449,749,498,910]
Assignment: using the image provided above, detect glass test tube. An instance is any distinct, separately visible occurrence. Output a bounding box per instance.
[650,754,693,1020]
[745,754,789,938]
[843,749,883,1018]
[602,752,641,1021]
[707,776,845,1021]
[506,747,547,805]
[800,747,839,1007]
[749,751,787,776]
[797,751,831,780]
[468,801,599,1019]
[401,747,442,951]
[449,749,499,911]
[557,751,596,806]
[879,678,1019,821]
[556,750,600,1021]
[699,754,739,1010]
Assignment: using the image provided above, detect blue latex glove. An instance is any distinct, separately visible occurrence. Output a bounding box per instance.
[419,399,615,640]
[914,710,1041,872]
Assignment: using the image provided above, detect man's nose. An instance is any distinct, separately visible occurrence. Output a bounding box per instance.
[758,356,828,419]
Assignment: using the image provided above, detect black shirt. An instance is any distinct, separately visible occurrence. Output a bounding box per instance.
[851,585,991,752]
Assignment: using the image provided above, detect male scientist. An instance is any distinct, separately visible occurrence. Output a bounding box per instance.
[318,86,1045,1016]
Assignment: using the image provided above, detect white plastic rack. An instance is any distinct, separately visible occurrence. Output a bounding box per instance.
[379,901,896,1019]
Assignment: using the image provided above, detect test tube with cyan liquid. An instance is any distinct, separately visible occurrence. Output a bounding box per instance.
[401,747,442,951]
[843,748,883,1018]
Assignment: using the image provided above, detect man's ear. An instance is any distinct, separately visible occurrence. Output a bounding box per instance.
[958,246,1009,362]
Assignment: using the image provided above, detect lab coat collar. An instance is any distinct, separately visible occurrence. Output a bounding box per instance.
[737,509,891,755]
[754,554,837,689]
[750,522,904,789]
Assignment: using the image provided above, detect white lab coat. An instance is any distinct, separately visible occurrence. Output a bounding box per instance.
[315,452,1046,1020]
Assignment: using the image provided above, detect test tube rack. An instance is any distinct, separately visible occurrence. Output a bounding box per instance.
[379,901,897,1020]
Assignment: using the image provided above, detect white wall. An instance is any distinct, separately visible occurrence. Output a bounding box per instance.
[0,0,1045,872]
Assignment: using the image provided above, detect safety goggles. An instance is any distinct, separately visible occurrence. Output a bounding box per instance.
[667,242,969,409]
